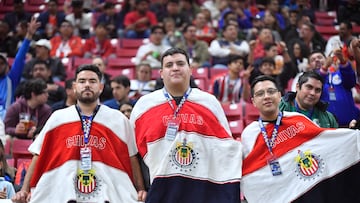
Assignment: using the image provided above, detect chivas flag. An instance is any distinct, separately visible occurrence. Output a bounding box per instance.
[241,112,360,203]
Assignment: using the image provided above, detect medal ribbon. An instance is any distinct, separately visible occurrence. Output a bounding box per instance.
[258,112,282,155]
[163,87,192,118]
[76,105,100,145]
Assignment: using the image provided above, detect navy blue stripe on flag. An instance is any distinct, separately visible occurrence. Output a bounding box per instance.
[293,162,360,203]
[146,176,240,203]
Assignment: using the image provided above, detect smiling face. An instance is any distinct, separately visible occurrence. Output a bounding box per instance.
[296,77,322,110]
[251,80,281,120]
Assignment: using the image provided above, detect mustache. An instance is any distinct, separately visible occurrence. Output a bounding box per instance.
[81,87,93,93]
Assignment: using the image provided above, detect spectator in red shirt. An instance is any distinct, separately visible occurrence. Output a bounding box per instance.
[124,0,158,39]
[83,22,115,59]
[50,20,84,58]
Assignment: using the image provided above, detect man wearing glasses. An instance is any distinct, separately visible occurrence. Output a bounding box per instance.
[240,75,360,202]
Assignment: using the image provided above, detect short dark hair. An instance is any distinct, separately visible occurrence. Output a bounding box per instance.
[298,71,324,89]
[250,75,278,97]
[340,21,352,30]
[75,64,102,81]
[182,24,195,33]
[111,75,131,88]
[71,0,83,7]
[95,22,108,30]
[103,2,114,9]
[264,42,277,51]
[160,47,190,68]
[260,57,275,67]
[65,78,75,89]
[119,100,134,108]
[302,22,315,32]
[33,60,50,70]
[227,55,245,65]
[135,0,149,4]
[23,78,47,99]
[151,25,165,34]
[309,50,325,59]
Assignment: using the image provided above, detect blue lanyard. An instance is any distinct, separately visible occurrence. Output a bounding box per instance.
[163,87,192,118]
[258,112,282,154]
[294,100,314,119]
[76,105,100,145]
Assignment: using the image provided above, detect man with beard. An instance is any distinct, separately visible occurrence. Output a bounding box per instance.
[279,71,338,128]
[12,65,147,203]
[0,17,39,120]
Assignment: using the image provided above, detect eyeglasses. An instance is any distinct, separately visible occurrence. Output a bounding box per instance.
[253,88,279,98]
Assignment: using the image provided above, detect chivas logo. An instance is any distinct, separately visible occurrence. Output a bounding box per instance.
[295,150,324,180]
[75,169,101,200]
[169,138,199,172]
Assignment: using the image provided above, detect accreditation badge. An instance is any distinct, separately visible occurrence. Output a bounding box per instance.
[165,118,180,141]
[80,147,92,171]
[328,87,336,101]
[267,155,282,176]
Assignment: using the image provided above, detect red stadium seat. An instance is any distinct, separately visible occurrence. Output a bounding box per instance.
[209,68,227,79]
[12,139,33,168]
[107,58,136,69]
[106,67,135,79]
[192,67,209,90]
[28,0,45,5]
[222,103,244,121]
[194,78,207,91]
[151,68,161,80]
[192,67,209,79]
[73,57,93,69]
[244,102,260,125]
[315,11,337,19]
[316,18,336,26]
[119,38,145,49]
[229,119,245,139]
[116,48,138,58]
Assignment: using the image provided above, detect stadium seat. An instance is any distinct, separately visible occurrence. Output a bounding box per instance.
[116,47,138,58]
[24,4,45,13]
[192,67,209,79]
[73,57,92,69]
[119,38,144,49]
[192,67,209,90]
[194,78,207,91]
[209,68,227,79]
[107,58,136,70]
[314,11,337,19]
[106,67,135,79]
[28,0,45,5]
[244,102,260,125]
[12,139,33,168]
[316,18,336,26]
[61,57,73,80]
[222,102,244,121]
[229,119,245,139]
[151,69,160,80]
[315,25,339,40]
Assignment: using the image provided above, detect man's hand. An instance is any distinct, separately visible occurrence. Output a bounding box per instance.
[26,16,41,38]
[0,187,6,199]
[12,190,30,203]
[137,190,147,202]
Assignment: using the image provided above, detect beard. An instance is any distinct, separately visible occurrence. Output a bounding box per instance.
[76,90,100,104]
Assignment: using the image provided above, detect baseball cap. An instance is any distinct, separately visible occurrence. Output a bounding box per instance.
[35,39,52,50]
